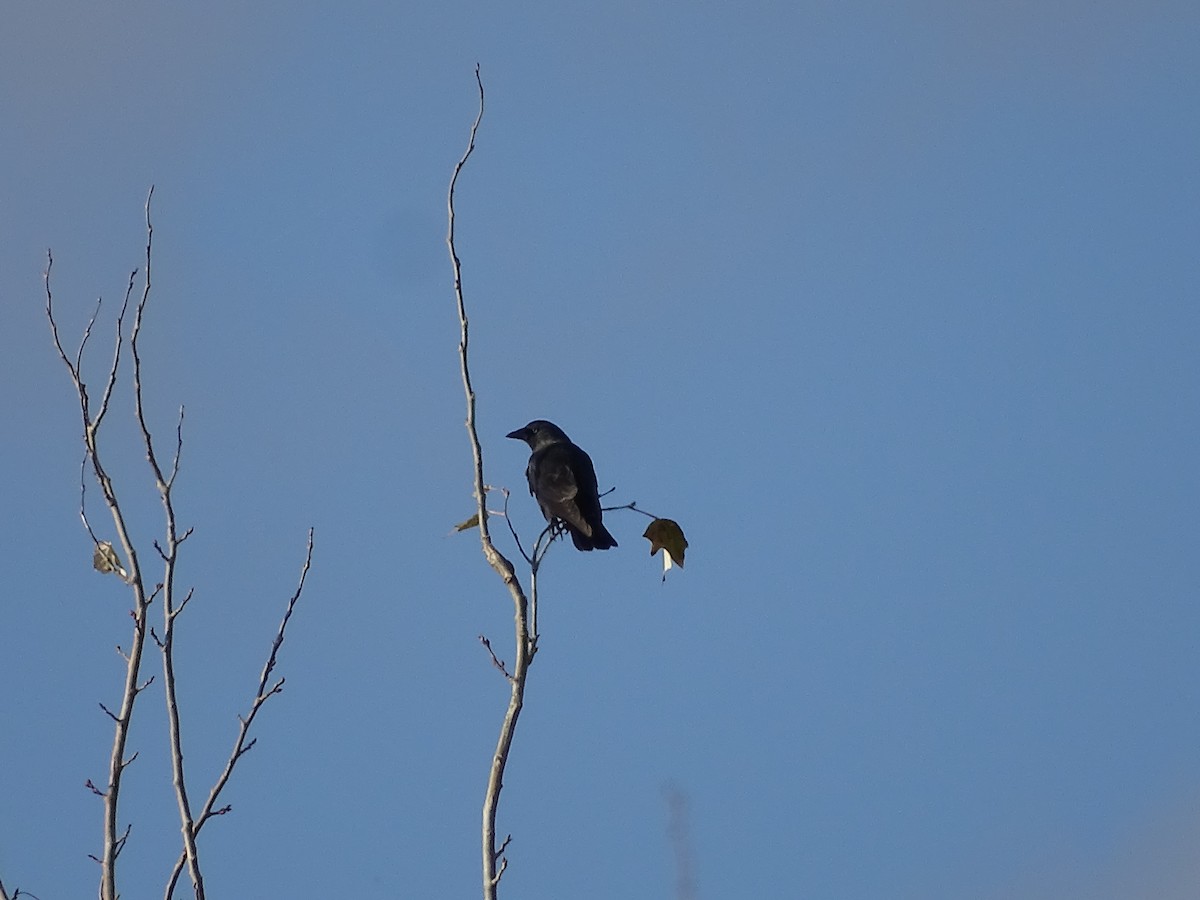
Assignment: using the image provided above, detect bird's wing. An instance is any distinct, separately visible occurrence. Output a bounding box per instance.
[566,444,603,524]
[533,445,593,536]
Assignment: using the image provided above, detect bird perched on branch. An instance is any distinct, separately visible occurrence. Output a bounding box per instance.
[506,420,618,551]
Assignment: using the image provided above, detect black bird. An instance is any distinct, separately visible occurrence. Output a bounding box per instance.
[506,420,618,551]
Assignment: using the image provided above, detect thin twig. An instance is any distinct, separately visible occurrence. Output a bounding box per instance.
[448,65,497,554]
[499,490,534,566]
[606,500,660,520]
[94,270,138,436]
[168,406,184,488]
[479,635,512,680]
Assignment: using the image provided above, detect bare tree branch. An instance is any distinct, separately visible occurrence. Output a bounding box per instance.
[46,199,157,900]
[47,189,313,900]
[112,186,207,899]
[446,65,540,900]
[163,528,314,900]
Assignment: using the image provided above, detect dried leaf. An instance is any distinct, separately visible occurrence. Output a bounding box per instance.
[643,518,688,575]
[93,541,124,576]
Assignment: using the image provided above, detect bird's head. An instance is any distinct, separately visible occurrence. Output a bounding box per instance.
[506,419,569,450]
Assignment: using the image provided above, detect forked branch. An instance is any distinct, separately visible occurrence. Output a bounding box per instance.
[47,191,313,900]
[164,528,314,900]
[46,198,156,900]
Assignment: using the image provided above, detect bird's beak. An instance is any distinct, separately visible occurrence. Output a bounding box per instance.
[506,428,528,441]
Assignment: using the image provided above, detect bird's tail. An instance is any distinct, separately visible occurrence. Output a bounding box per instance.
[572,523,618,551]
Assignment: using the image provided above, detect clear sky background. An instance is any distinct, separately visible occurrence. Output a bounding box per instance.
[3,2,1199,898]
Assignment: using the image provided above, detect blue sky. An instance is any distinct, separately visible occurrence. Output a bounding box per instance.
[3,2,1200,898]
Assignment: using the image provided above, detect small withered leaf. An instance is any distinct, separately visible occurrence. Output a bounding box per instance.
[643,518,688,571]
[93,541,124,576]
[454,513,481,533]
